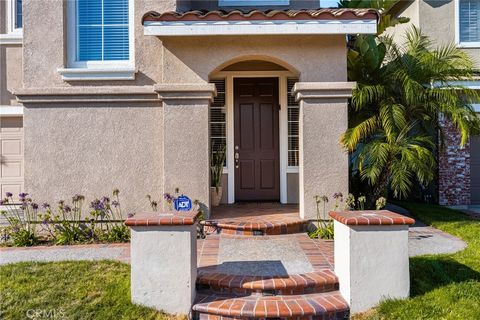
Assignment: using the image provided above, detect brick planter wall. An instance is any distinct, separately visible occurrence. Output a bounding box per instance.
[438,116,471,206]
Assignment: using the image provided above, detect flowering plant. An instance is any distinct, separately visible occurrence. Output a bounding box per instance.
[1,193,40,246]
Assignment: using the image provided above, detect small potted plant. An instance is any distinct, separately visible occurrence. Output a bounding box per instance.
[210,145,226,207]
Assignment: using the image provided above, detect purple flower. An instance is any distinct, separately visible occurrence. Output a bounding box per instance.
[42,203,50,209]
[72,194,84,202]
[333,192,343,200]
[0,199,5,205]
[127,213,135,218]
[5,192,13,197]
[31,203,39,210]
[90,199,105,211]
[101,196,110,203]
[111,200,120,207]
[18,192,28,199]
[64,205,72,213]
[163,193,174,202]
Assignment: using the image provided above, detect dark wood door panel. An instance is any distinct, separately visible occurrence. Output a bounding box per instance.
[234,78,280,201]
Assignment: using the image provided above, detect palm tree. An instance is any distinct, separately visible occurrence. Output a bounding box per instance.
[343,27,480,202]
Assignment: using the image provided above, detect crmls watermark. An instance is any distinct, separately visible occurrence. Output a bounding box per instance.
[26,308,66,319]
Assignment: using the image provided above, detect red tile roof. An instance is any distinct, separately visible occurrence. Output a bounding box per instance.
[143,9,379,23]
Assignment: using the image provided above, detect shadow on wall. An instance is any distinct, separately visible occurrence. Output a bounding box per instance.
[63,71,157,87]
[424,0,451,9]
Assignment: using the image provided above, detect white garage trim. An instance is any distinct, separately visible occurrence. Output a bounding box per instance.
[0,106,23,117]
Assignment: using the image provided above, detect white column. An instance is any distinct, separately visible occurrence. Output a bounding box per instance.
[126,212,199,315]
[331,210,414,314]
[155,84,216,215]
[292,82,354,220]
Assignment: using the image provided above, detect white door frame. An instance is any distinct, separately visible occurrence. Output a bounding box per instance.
[212,70,298,204]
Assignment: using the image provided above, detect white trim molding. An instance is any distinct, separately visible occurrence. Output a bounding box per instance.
[218,72,299,204]
[455,0,480,48]
[1,0,23,45]
[433,80,480,89]
[0,32,22,45]
[144,19,377,36]
[0,106,23,116]
[57,67,137,81]
[473,104,480,112]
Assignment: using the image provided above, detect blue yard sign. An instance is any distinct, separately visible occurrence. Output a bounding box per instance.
[174,195,192,211]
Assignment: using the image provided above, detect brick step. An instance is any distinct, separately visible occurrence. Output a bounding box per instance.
[197,270,338,295]
[203,219,309,236]
[193,291,349,319]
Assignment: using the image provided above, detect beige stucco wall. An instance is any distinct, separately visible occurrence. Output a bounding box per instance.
[387,0,479,69]
[0,45,22,105]
[0,0,23,106]
[161,35,347,83]
[17,0,349,215]
[24,104,163,215]
[22,0,178,88]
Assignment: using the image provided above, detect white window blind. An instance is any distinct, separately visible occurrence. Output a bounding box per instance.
[76,0,129,62]
[460,0,480,43]
[210,79,227,167]
[287,78,299,167]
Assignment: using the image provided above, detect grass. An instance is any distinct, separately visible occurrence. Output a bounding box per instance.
[1,203,478,320]
[0,260,180,320]
[357,202,480,320]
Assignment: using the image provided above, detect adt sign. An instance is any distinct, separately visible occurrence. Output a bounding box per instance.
[174,195,192,211]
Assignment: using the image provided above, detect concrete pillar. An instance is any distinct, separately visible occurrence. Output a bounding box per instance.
[292,82,354,220]
[330,210,415,314]
[155,84,216,214]
[125,211,199,315]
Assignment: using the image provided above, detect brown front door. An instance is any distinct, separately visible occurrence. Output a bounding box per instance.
[234,78,280,201]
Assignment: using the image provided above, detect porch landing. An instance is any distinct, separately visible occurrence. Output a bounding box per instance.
[207,203,308,236]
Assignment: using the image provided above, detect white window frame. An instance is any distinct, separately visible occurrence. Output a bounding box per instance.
[7,0,22,34]
[61,0,135,80]
[0,0,23,44]
[219,0,289,6]
[455,0,480,48]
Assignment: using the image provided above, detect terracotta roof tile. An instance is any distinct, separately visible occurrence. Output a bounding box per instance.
[143,9,379,23]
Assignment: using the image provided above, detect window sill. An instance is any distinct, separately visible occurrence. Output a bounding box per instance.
[0,106,23,116]
[457,42,480,49]
[0,31,23,45]
[57,67,137,81]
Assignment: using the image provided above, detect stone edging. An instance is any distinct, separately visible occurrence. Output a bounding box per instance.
[124,211,199,226]
[329,210,415,226]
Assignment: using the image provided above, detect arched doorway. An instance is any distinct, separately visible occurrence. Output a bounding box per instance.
[209,58,300,204]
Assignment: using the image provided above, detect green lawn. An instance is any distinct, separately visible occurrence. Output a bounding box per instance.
[359,203,480,320]
[1,204,479,320]
[0,260,178,320]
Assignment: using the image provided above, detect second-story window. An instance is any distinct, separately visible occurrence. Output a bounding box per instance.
[14,0,22,29]
[69,0,132,67]
[7,0,22,33]
[458,0,480,46]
